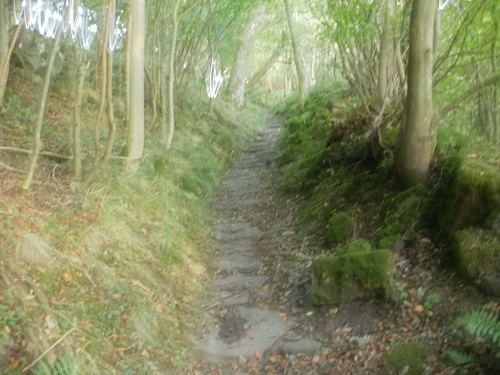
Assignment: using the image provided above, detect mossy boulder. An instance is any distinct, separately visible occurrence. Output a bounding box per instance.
[454,160,500,228]
[379,341,429,375]
[336,238,372,256]
[454,229,500,296]
[325,213,354,246]
[311,249,394,305]
[426,154,500,242]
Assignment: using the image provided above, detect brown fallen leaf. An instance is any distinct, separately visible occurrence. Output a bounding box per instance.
[62,272,73,282]
[255,348,263,360]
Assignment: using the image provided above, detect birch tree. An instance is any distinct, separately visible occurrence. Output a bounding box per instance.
[125,0,145,171]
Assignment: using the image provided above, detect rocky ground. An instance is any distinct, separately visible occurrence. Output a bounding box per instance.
[188,115,494,374]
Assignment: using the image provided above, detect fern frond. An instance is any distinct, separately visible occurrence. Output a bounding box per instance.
[458,309,500,347]
[447,349,476,368]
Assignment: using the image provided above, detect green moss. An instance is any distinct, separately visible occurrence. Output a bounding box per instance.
[311,249,394,305]
[325,213,354,246]
[380,341,429,375]
[454,229,500,280]
[336,238,372,256]
[377,234,404,252]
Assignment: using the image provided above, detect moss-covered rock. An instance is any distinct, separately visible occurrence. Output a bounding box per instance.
[454,229,500,296]
[379,340,429,375]
[311,249,394,305]
[325,213,354,246]
[335,238,372,256]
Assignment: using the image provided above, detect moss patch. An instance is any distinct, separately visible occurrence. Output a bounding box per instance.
[454,229,500,296]
[311,249,394,305]
[336,238,372,256]
[325,213,355,246]
[379,340,429,375]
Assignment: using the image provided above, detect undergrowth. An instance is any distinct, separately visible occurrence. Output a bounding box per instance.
[0,67,263,373]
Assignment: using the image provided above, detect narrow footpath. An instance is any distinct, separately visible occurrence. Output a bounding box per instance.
[190,114,324,374]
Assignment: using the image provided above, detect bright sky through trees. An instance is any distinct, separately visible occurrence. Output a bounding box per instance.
[12,0,125,51]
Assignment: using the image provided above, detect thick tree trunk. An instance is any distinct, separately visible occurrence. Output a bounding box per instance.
[284,0,307,108]
[395,0,438,188]
[125,0,146,171]
[228,4,266,108]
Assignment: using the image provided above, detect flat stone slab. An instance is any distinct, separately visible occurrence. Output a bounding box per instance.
[280,337,323,354]
[215,226,262,242]
[215,241,255,254]
[214,253,262,272]
[220,292,251,306]
[213,275,267,292]
[215,220,262,240]
[193,306,292,361]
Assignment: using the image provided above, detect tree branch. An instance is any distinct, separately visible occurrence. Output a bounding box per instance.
[433,72,500,127]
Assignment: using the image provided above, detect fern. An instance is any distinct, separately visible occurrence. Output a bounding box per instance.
[456,309,500,347]
[447,349,476,369]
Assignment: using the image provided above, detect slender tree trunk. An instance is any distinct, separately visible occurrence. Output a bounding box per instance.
[491,6,498,143]
[125,12,132,123]
[228,4,266,108]
[166,0,181,150]
[125,0,145,170]
[284,0,306,108]
[72,47,86,180]
[377,0,391,109]
[103,50,116,164]
[394,0,438,188]
[88,14,109,181]
[21,26,63,192]
[0,0,9,104]
[160,51,168,147]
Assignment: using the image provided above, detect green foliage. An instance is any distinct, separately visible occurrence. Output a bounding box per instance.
[456,309,500,347]
[5,94,35,122]
[276,83,349,192]
[449,308,500,372]
[423,292,442,311]
[34,358,82,375]
[447,349,476,371]
[379,341,429,375]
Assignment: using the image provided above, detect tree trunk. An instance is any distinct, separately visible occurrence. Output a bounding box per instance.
[125,0,146,171]
[166,0,181,150]
[395,0,438,188]
[228,4,266,108]
[377,0,391,110]
[0,0,9,104]
[284,0,306,108]
[72,47,86,180]
[21,26,63,192]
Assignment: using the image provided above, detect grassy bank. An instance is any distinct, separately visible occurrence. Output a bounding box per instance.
[0,70,264,373]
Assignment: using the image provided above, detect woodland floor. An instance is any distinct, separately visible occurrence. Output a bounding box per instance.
[188,114,493,374]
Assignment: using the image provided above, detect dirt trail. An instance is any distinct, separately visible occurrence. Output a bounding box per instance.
[190,114,325,373]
